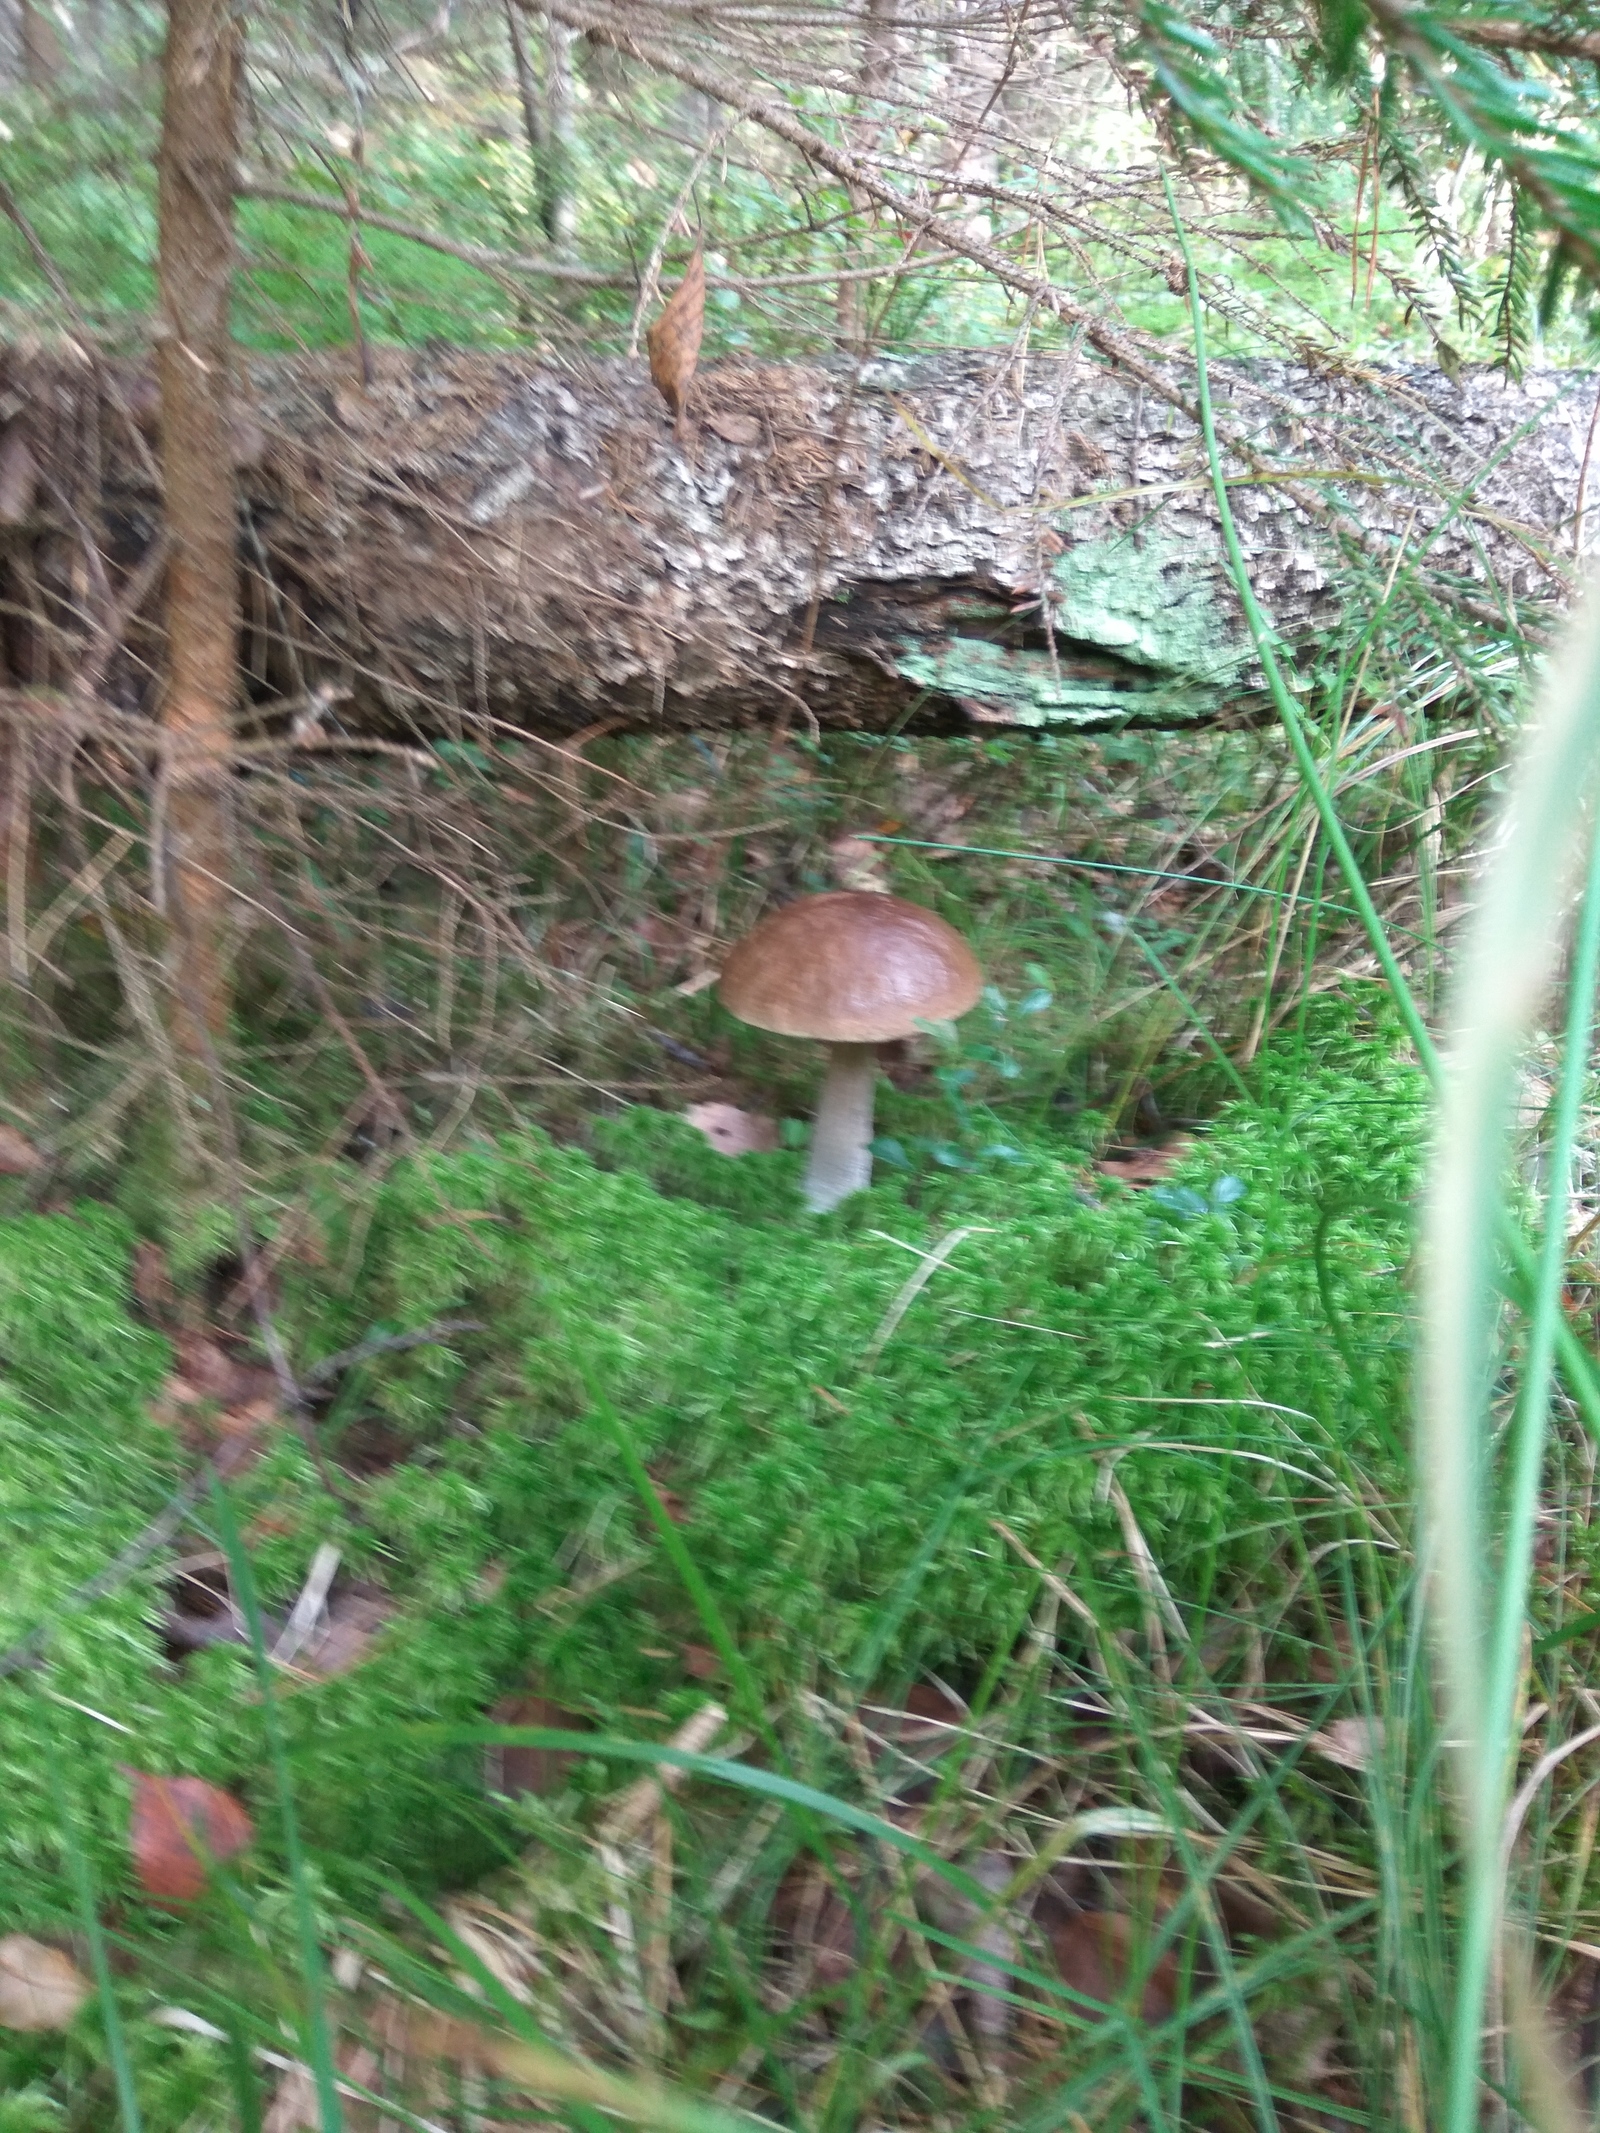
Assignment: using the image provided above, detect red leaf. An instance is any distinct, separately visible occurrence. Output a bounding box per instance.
[123,1770,253,1903]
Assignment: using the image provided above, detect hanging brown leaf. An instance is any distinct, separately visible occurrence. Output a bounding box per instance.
[647,249,705,432]
[124,1770,254,1903]
[0,1124,42,1176]
[0,1935,89,2031]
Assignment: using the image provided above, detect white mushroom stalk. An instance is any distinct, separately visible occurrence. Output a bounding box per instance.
[805,1043,878,1212]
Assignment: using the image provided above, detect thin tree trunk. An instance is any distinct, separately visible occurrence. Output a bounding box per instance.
[504,0,545,187]
[543,15,576,250]
[155,0,239,1056]
[19,0,63,86]
[837,0,893,352]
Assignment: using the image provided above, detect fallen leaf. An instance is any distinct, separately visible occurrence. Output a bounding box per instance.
[1047,1910,1177,2023]
[261,2062,318,2133]
[174,1332,277,1409]
[298,1591,394,1679]
[681,1643,720,1680]
[1094,1137,1193,1188]
[0,1124,42,1175]
[124,1771,254,1902]
[151,1333,278,1446]
[647,248,705,432]
[485,1692,591,1798]
[684,1102,779,1157]
[1311,1716,1383,1770]
[827,835,891,892]
[131,1240,175,1319]
[647,1475,690,1524]
[771,1861,861,1989]
[704,410,761,445]
[0,1935,89,2030]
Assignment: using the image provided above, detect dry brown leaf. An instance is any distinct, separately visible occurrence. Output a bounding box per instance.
[647,249,704,431]
[645,1469,690,1523]
[0,1124,43,1175]
[681,1642,720,1680]
[172,1332,277,1409]
[262,2063,318,2133]
[828,835,891,892]
[299,1591,394,1679]
[131,1239,175,1319]
[151,1333,279,1446]
[684,1102,779,1157]
[704,410,760,445]
[485,1692,591,1798]
[1047,1910,1177,2023]
[124,1770,254,1903]
[0,1936,89,2031]
[1311,1716,1384,1770]
[1094,1137,1194,1187]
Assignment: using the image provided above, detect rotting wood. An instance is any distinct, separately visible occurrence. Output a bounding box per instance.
[0,345,1592,746]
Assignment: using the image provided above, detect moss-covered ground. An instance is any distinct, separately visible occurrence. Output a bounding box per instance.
[0,975,1443,2122]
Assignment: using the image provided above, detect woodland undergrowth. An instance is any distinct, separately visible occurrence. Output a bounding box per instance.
[2,713,1585,2131]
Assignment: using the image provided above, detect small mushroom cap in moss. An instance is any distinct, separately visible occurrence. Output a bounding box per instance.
[717,890,983,1042]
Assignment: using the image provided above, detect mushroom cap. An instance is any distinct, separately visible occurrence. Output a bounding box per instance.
[718,891,983,1044]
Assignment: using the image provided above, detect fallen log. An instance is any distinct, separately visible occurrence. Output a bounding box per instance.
[0,343,1591,742]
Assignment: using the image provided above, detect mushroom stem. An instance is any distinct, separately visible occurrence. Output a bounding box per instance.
[804,1042,878,1212]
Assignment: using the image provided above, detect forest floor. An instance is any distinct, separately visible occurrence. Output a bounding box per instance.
[0,717,1590,2133]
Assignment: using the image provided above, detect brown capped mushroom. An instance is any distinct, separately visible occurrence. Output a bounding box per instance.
[718,891,983,1212]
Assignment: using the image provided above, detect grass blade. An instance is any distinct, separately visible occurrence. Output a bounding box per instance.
[1421,586,1600,2133]
[52,1757,143,2133]
[210,1480,345,2133]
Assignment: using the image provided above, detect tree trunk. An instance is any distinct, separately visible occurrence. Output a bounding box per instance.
[155,0,239,1055]
[19,0,62,85]
[0,348,1592,746]
[542,14,576,251]
[836,0,895,353]
[504,0,545,193]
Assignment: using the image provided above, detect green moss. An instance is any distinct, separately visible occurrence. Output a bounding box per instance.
[0,1000,1427,1985]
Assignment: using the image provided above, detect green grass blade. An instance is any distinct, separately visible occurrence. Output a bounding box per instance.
[424,1725,997,1906]
[584,1378,774,1747]
[210,1480,345,2133]
[51,1757,143,2133]
[1421,585,1600,2133]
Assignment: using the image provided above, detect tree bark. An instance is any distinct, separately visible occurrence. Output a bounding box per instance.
[0,347,1594,746]
[542,14,576,251]
[155,0,239,1053]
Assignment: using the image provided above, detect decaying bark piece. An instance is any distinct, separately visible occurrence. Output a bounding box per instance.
[0,345,1592,743]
